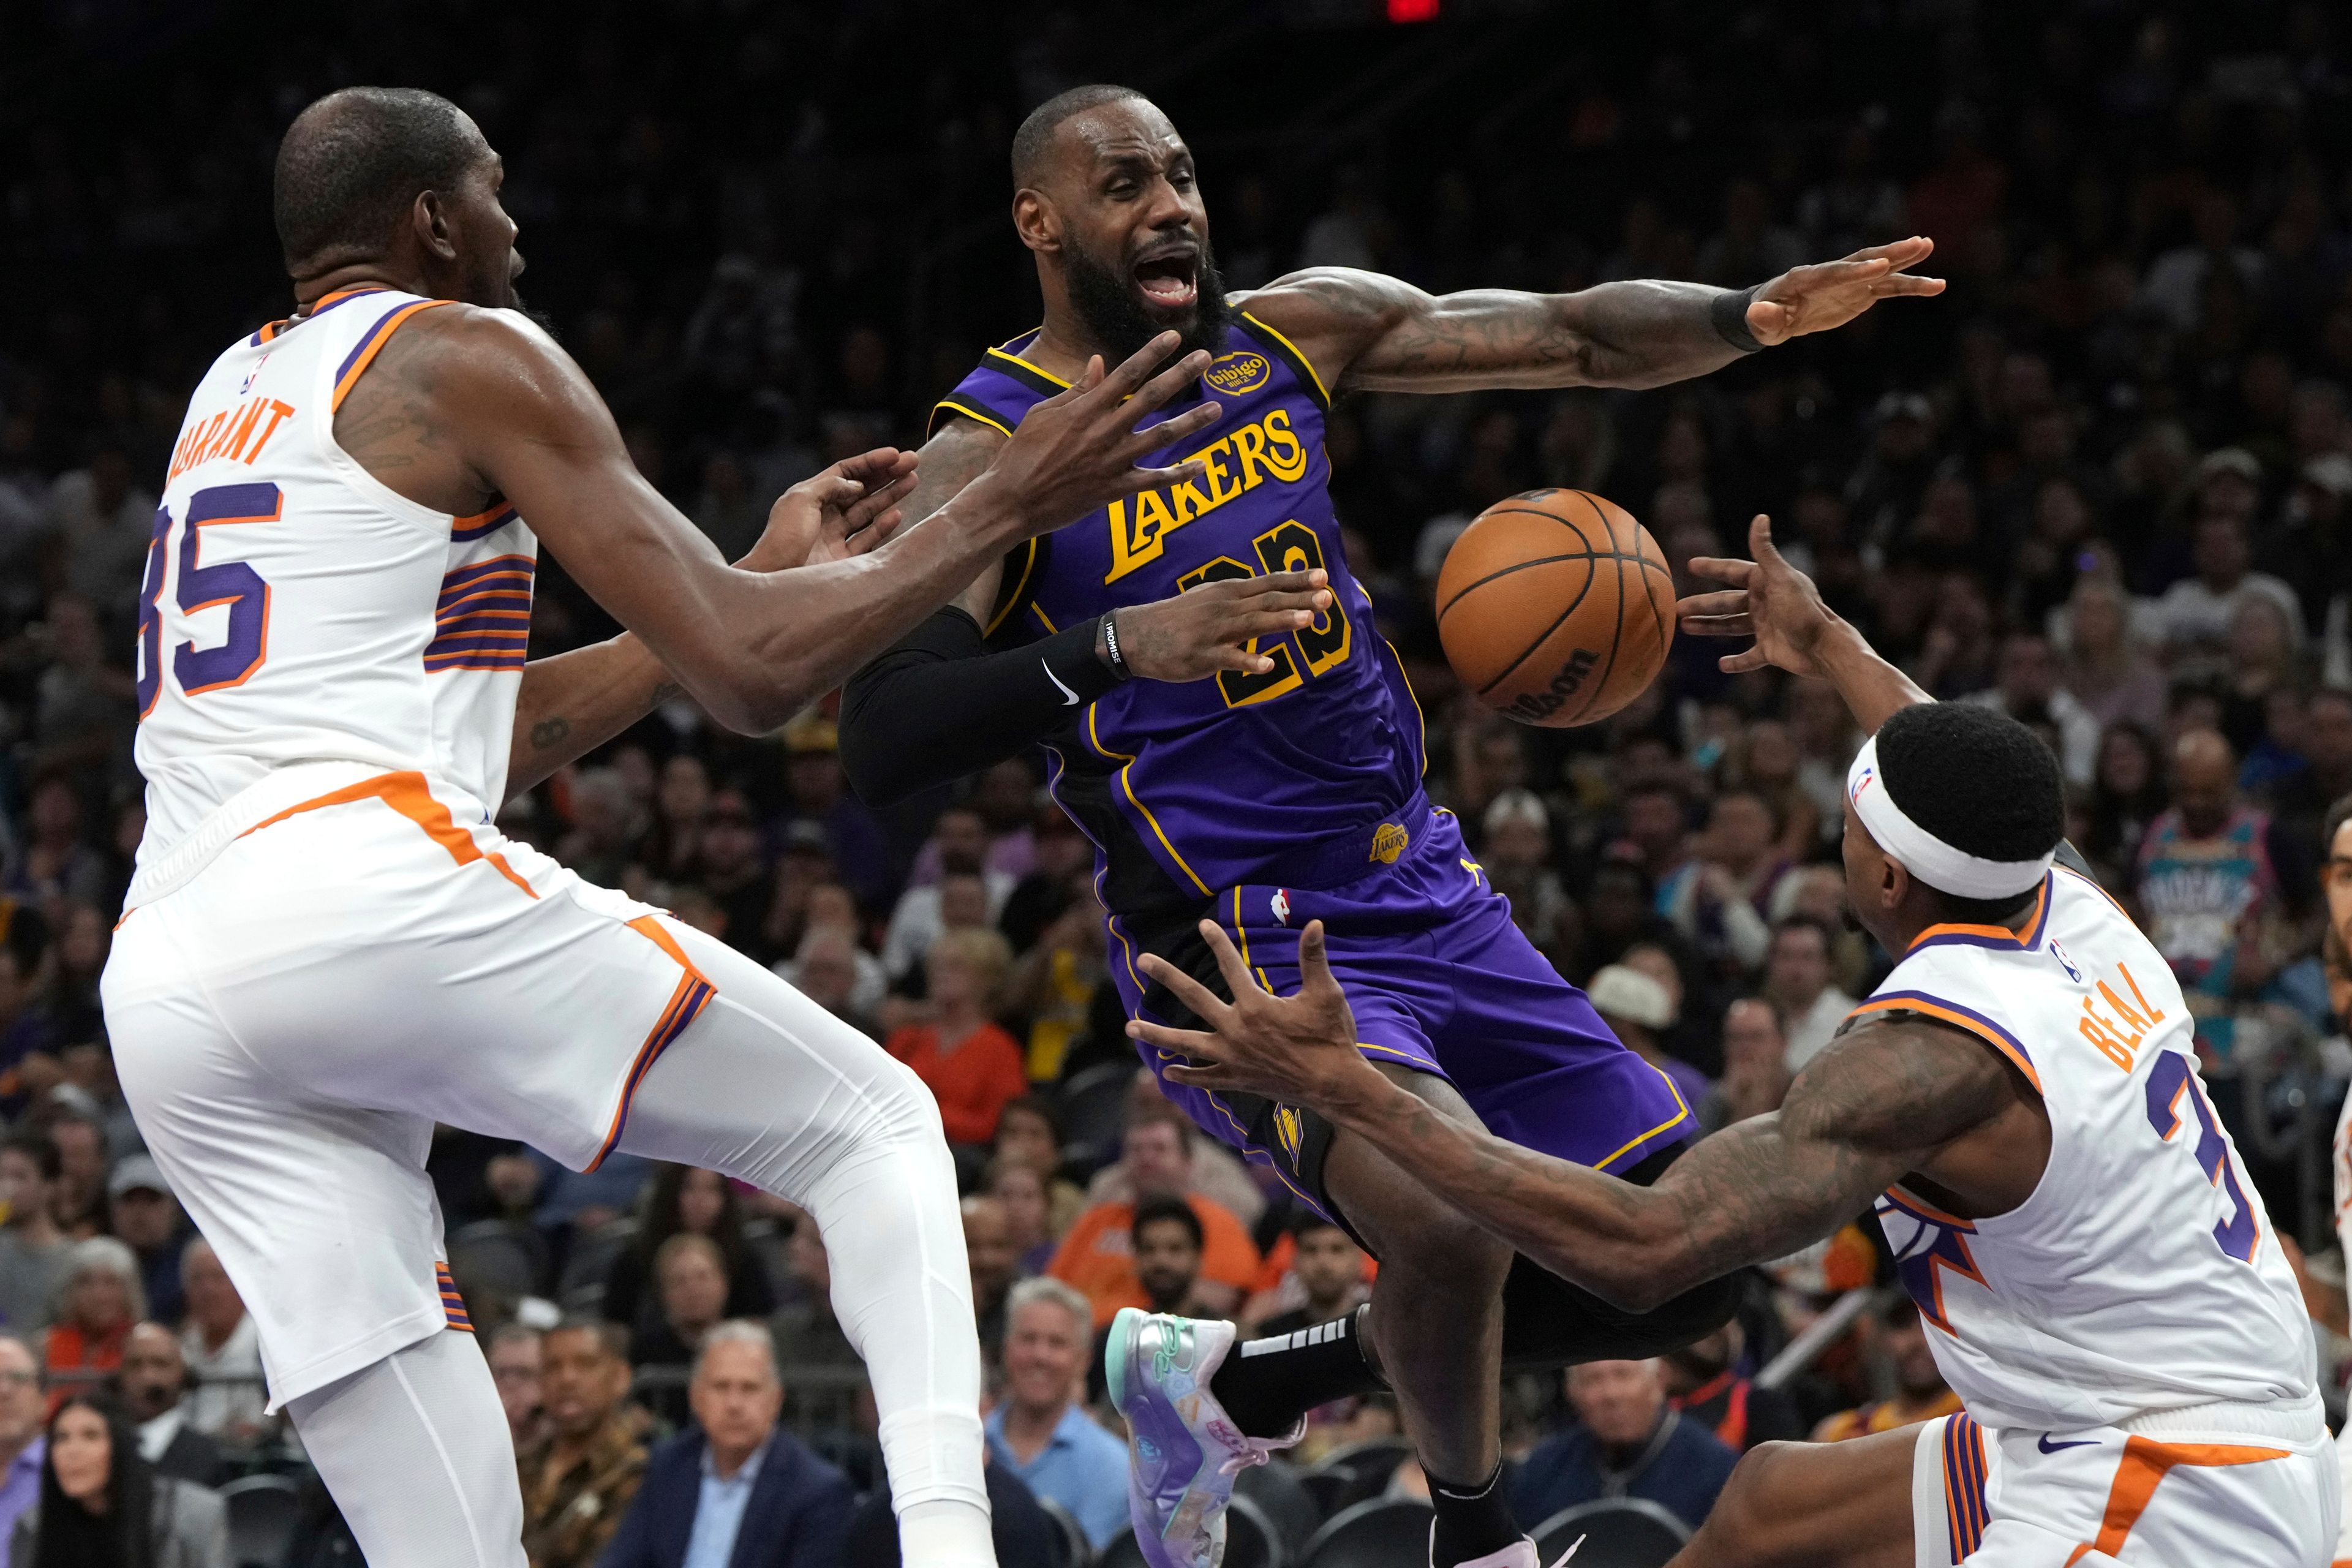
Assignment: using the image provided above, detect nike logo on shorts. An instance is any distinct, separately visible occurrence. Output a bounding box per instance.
[2037,1433,2098,1453]
[1044,662,1080,706]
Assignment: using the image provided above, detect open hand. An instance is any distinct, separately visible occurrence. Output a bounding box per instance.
[744,447,921,571]
[1677,514,1842,676]
[1128,921,1373,1107]
[986,331,1222,536]
[1747,238,1945,345]
[1117,570,1335,682]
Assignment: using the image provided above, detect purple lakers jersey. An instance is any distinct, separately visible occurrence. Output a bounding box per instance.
[934,314,1425,919]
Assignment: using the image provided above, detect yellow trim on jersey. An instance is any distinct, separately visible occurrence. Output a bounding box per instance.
[1593,1063,1694,1172]
[932,396,1015,440]
[1240,310,1332,408]
[984,538,1041,638]
[1032,603,1059,633]
[1086,707,1211,895]
[987,343,1072,388]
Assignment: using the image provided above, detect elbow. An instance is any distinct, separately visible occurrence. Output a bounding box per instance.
[835,717,917,806]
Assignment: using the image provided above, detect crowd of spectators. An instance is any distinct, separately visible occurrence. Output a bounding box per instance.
[9,0,2352,1561]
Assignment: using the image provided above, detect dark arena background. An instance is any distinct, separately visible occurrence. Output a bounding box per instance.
[4,0,2352,1561]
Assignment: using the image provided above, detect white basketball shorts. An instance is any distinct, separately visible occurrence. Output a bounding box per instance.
[103,765,731,1409]
[1912,1403,2338,1566]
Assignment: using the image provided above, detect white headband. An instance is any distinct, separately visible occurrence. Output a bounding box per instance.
[1845,734,2053,900]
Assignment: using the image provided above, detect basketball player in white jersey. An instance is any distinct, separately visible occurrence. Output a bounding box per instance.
[1126,516,2337,1565]
[99,85,1331,1568]
[2318,800,2352,1567]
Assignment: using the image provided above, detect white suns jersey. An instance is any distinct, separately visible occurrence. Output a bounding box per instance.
[1863,864,2316,1433]
[134,288,534,856]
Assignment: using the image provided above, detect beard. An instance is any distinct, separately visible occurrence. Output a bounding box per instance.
[1063,235,1229,368]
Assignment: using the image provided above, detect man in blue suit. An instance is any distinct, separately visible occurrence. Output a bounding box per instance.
[600,1322,853,1568]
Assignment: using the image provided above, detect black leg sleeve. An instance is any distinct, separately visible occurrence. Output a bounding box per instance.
[837,607,1115,805]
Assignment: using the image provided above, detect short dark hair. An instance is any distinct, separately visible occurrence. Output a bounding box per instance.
[548,1314,628,1361]
[1131,1195,1203,1253]
[997,1093,1060,1142]
[1771,913,1833,954]
[2323,792,2352,868]
[274,86,482,271]
[0,902,48,984]
[1873,703,2066,922]
[0,1132,58,1185]
[1011,84,1145,189]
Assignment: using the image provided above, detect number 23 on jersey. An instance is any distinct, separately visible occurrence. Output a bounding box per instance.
[1176,519,1353,708]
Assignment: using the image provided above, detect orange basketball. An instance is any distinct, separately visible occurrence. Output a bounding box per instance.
[1434,489,1676,727]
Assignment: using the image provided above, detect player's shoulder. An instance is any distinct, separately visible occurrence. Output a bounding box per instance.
[1236,267,1424,328]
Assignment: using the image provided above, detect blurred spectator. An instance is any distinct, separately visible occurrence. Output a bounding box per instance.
[964,1195,1018,1360]
[691,791,780,962]
[6,780,106,918]
[0,1135,67,1337]
[777,925,883,1041]
[603,1166,776,1337]
[1253,1218,1370,1338]
[1081,1093,1265,1230]
[25,597,136,796]
[176,1243,262,1440]
[992,1098,1085,1239]
[43,1106,106,1241]
[1660,793,1781,974]
[984,1161,1058,1278]
[1699,999,1793,1133]
[2057,581,2167,736]
[1482,791,1572,952]
[768,1221,858,1371]
[843,1455,1061,1568]
[521,1319,649,1568]
[0,913,61,1117]
[1129,1197,1215,1317]
[883,808,1012,980]
[2135,729,2281,1057]
[1663,1322,1804,1452]
[0,1338,43,1545]
[1762,917,1856,1074]
[2152,512,2301,656]
[600,1322,852,1568]
[1813,1299,1961,1439]
[1001,888,1109,1084]
[986,1278,1128,1551]
[1585,965,1709,1109]
[631,1234,732,1370]
[2079,723,2168,886]
[1966,633,2100,786]
[1512,1359,1738,1530]
[42,1238,141,1401]
[116,1323,224,1487]
[775,724,894,916]
[885,929,1025,1147]
[488,1324,547,1455]
[11,1393,227,1568]
[103,1159,184,1328]
[1051,1115,1260,1327]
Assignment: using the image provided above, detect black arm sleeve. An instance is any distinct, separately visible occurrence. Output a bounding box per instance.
[838,606,1119,805]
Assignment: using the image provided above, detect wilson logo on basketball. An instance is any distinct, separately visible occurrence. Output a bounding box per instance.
[1204,352,1270,396]
[1504,649,1600,723]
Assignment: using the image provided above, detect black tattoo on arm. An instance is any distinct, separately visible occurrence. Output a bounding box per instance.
[1314,1017,2015,1310]
[1247,268,1745,396]
[529,716,570,749]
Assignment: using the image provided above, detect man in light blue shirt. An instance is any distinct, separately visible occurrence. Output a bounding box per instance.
[600,1321,852,1568]
[0,1336,42,1548]
[984,1278,1129,1549]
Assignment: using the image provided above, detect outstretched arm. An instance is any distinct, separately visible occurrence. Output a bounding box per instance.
[1678,513,1930,734]
[503,449,919,796]
[1133,921,2016,1311]
[1242,239,1945,396]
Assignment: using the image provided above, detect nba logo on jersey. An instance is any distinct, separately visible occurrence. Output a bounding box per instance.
[1270,889,1291,925]
[2049,938,2082,983]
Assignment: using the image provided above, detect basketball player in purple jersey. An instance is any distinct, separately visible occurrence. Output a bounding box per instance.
[835,86,1942,1568]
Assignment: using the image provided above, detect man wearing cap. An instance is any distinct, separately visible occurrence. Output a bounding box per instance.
[107,1155,189,1326]
[1144,514,2335,1566]
[1584,965,1709,1112]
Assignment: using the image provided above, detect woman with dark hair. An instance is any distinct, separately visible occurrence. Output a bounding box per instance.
[10,1394,225,1568]
[2078,721,2169,885]
[600,1164,774,1332]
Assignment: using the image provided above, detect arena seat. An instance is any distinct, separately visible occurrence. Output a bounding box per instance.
[1237,1456,1325,1556]
[1055,1060,1137,1175]
[221,1472,304,1568]
[1100,1497,1284,1568]
[1300,1436,1415,1517]
[1036,1496,1090,1568]
[1532,1498,1691,1568]
[1298,1497,1433,1568]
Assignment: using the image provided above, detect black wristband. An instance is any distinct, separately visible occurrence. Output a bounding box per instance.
[1711,284,1766,353]
[1098,611,1133,680]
